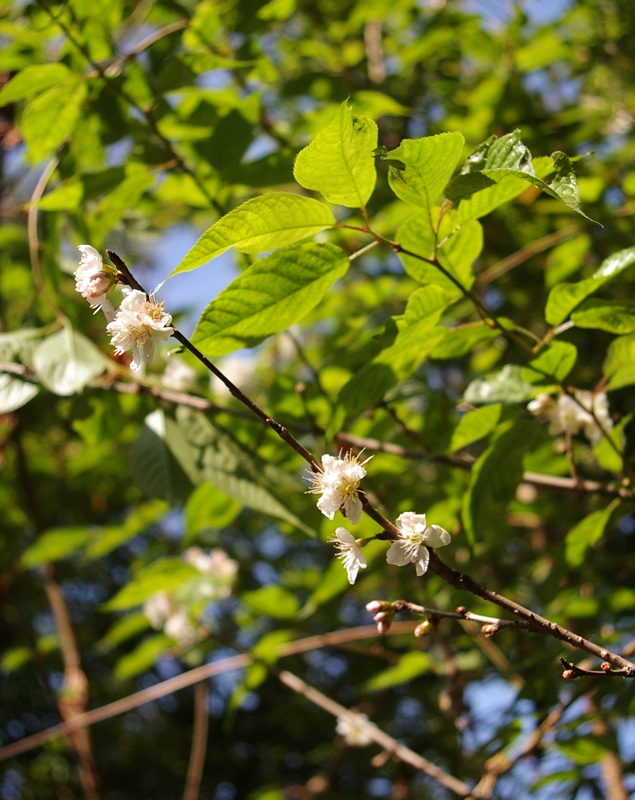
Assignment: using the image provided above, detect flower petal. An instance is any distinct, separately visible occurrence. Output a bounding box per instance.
[386,541,411,567]
[414,546,430,576]
[423,525,451,548]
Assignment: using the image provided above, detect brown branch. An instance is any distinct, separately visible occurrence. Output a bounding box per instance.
[11,426,103,799]
[428,552,635,675]
[0,623,418,763]
[278,670,472,797]
[476,225,579,288]
[183,681,209,800]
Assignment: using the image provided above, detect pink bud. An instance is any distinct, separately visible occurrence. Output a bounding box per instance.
[414,621,432,638]
[366,601,384,614]
[562,669,575,680]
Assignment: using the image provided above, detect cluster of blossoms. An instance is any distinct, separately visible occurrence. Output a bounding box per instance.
[143,547,238,645]
[308,452,451,585]
[74,245,174,372]
[527,390,612,446]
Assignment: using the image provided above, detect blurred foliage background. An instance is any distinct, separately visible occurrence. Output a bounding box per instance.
[1,0,634,798]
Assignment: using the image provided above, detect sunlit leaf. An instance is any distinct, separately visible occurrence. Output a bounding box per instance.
[170,193,336,275]
[192,242,348,356]
[564,501,620,568]
[449,404,502,453]
[386,132,464,213]
[546,246,635,326]
[294,102,378,207]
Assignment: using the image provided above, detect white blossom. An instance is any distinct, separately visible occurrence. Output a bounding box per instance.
[75,245,117,321]
[528,390,612,446]
[386,512,451,577]
[307,452,372,524]
[336,713,374,747]
[144,592,195,643]
[183,546,238,599]
[106,287,173,372]
[161,357,197,392]
[329,527,367,585]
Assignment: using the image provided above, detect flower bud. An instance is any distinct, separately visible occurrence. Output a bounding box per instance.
[562,669,576,680]
[414,620,433,638]
[366,600,384,614]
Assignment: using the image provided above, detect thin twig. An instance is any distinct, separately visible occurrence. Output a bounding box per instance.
[0,623,418,762]
[278,670,472,797]
[428,552,635,675]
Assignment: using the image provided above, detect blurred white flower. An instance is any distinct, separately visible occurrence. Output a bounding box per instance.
[161,357,197,392]
[144,591,195,644]
[528,390,612,446]
[183,546,238,599]
[106,287,173,371]
[336,713,374,747]
[75,245,117,321]
[386,512,451,577]
[329,527,367,585]
[210,353,255,394]
[307,452,372,524]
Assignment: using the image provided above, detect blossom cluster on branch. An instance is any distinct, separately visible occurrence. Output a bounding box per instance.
[308,452,452,584]
[74,245,174,372]
[527,390,612,446]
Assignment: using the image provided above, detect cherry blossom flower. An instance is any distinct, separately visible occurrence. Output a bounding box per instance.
[528,390,612,446]
[75,245,118,321]
[336,713,374,747]
[306,451,372,524]
[386,512,451,577]
[106,287,174,372]
[329,527,367,584]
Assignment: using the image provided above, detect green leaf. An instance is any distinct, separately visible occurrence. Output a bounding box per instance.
[22,78,88,163]
[396,212,481,294]
[33,177,84,211]
[170,193,336,275]
[449,404,502,453]
[339,286,449,416]
[114,634,172,681]
[454,157,554,222]
[85,500,169,560]
[22,527,93,568]
[192,242,349,356]
[564,501,619,568]
[32,326,109,396]
[173,408,316,538]
[603,335,635,390]
[522,341,578,383]
[363,652,431,692]
[185,482,242,543]
[571,301,635,335]
[0,372,39,413]
[386,132,464,212]
[130,410,196,504]
[429,322,501,359]
[1,647,33,674]
[446,131,594,221]
[462,418,540,545]
[242,586,300,620]
[593,414,630,473]
[557,737,614,767]
[96,613,151,654]
[0,63,71,104]
[293,102,378,208]
[463,365,536,405]
[545,246,635,326]
[104,558,199,611]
